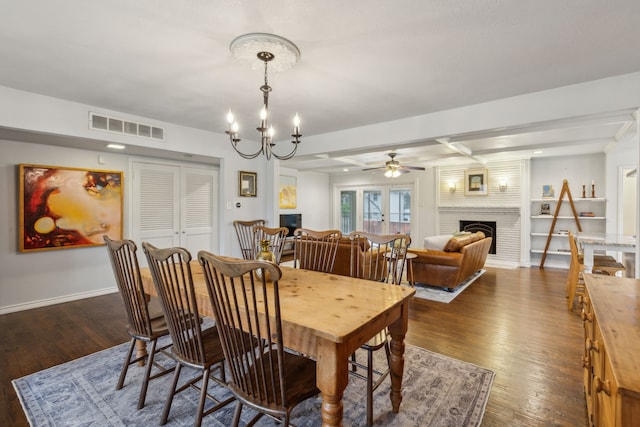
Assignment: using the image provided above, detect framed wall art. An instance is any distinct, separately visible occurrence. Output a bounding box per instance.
[239,171,257,197]
[279,175,297,209]
[464,168,488,196]
[19,164,123,252]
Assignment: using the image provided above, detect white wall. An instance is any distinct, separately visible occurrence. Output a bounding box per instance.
[0,140,131,312]
[279,167,331,230]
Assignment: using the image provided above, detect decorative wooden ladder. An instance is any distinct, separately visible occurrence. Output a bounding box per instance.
[540,180,582,268]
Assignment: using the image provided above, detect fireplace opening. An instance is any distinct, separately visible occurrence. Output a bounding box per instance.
[459,220,497,255]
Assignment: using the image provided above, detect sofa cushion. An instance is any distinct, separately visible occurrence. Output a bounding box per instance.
[423,234,452,250]
[443,231,485,252]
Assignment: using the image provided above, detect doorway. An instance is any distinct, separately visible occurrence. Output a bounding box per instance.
[620,166,637,277]
[337,185,414,236]
[131,161,219,260]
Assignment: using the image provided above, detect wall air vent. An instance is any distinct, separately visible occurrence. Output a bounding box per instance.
[89,112,165,141]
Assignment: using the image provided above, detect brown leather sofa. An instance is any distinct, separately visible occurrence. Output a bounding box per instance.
[408,234,492,291]
[330,237,386,278]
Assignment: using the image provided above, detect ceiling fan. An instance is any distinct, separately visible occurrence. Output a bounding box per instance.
[363,152,426,177]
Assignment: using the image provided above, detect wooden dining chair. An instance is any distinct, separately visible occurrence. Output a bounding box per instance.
[565,232,625,310]
[254,225,289,263]
[198,251,319,427]
[141,242,234,427]
[293,228,342,272]
[103,236,174,410]
[233,219,266,260]
[348,231,411,426]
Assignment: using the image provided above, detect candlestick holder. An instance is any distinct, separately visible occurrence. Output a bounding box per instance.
[582,184,586,198]
[591,183,595,198]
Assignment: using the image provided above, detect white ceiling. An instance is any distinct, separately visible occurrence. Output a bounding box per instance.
[1,1,639,173]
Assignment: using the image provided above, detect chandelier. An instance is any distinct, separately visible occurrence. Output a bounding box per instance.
[225,33,302,160]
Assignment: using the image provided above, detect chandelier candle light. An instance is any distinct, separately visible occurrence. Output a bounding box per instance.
[226,33,302,160]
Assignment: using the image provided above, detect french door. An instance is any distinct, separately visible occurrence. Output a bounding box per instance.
[338,185,414,236]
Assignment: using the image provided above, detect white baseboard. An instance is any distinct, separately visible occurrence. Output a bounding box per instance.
[484,259,520,269]
[0,287,118,315]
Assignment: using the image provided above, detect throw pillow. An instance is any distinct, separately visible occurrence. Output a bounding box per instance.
[423,235,452,250]
[443,231,485,252]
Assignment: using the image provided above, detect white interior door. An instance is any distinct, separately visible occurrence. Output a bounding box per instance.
[132,162,218,261]
[181,166,218,253]
[133,162,180,250]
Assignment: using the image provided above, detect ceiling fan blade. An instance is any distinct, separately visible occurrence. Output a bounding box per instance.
[401,165,426,171]
[362,166,386,171]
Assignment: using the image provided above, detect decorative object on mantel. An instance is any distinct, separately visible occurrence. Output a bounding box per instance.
[539,180,582,268]
[464,168,488,196]
[591,180,596,198]
[225,33,302,160]
[542,184,554,198]
[238,171,257,197]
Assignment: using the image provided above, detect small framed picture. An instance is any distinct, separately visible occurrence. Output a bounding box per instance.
[464,168,488,196]
[239,171,257,197]
[279,175,297,209]
[540,203,551,215]
[542,184,555,198]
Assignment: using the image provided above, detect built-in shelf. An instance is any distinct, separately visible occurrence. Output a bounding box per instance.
[531,249,571,256]
[529,190,606,267]
[530,197,606,202]
[531,215,605,219]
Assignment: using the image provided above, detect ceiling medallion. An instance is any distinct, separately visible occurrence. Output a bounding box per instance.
[226,33,302,160]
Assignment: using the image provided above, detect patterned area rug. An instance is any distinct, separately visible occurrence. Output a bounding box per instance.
[413,269,486,303]
[13,338,494,426]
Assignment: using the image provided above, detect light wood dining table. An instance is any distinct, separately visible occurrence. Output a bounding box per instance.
[139,261,415,427]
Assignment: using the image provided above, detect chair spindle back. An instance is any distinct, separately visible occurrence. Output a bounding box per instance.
[233,219,266,260]
[142,242,206,367]
[293,228,342,273]
[198,251,289,407]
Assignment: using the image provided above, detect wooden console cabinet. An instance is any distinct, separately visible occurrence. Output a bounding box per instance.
[582,274,640,426]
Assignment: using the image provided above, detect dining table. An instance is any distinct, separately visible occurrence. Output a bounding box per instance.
[139,261,416,427]
[577,232,637,275]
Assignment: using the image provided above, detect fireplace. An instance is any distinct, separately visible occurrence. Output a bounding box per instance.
[460,220,497,254]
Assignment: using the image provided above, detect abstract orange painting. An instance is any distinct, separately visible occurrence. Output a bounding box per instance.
[19,164,123,252]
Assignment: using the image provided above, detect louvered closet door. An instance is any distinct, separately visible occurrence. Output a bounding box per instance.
[132,162,218,258]
[180,166,217,252]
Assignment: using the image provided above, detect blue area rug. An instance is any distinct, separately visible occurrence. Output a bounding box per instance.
[13,336,494,426]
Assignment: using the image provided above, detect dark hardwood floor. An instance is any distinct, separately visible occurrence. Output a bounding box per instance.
[0,266,587,426]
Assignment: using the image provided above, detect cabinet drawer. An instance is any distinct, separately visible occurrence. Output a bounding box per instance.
[593,350,617,427]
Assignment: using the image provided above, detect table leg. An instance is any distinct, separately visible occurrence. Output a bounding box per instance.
[135,293,152,366]
[583,245,594,274]
[317,338,349,427]
[407,258,415,287]
[387,301,409,413]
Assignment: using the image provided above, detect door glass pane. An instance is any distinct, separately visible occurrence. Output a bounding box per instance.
[340,190,357,234]
[389,189,411,235]
[363,190,383,233]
